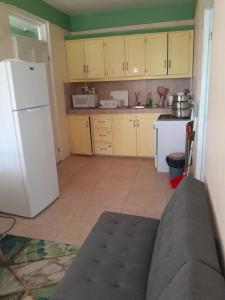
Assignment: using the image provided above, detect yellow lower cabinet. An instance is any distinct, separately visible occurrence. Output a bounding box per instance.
[68,115,92,155]
[94,129,112,142]
[95,142,113,155]
[92,115,112,128]
[137,114,160,157]
[112,115,137,156]
[91,115,113,155]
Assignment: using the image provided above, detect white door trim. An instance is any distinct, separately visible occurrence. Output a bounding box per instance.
[195,1,214,180]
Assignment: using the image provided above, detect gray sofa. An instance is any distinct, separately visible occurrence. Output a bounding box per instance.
[52,176,225,300]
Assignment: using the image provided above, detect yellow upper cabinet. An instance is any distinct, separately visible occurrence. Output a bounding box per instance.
[66,30,194,81]
[104,37,126,78]
[85,39,105,79]
[168,31,194,77]
[146,33,168,76]
[66,40,86,81]
[66,39,105,81]
[125,35,146,77]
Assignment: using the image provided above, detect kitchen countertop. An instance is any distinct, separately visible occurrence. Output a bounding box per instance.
[68,106,172,115]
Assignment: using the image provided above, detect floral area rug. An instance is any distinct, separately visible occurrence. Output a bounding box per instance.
[0,234,79,299]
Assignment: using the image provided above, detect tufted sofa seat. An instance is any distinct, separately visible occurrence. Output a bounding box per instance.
[51,177,225,300]
[53,213,159,300]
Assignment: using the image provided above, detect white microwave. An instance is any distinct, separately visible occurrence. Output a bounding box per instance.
[72,94,98,108]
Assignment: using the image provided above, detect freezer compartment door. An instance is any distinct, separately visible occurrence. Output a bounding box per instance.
[13,106,59,217]
[7,60,49,110]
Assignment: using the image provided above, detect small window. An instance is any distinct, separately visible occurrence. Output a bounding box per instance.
[9,15,44,40]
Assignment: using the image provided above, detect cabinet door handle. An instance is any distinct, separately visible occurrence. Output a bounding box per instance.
[136,120,140,128]
[122,62,125,71]
[86,121,89,128]
[83,65,86,73]
[126,62,129,70]
[86,65,89,73]
[164,60,167,69]
[168,60,171,69]
[133,120,136,128]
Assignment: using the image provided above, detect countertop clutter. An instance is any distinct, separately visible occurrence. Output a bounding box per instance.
[67,89,172,115]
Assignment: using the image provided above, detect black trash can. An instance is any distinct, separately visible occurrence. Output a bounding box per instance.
[166,152,185,178]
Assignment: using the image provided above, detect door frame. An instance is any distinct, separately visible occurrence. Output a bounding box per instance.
[9,6,61,162]
[195,0,214,180]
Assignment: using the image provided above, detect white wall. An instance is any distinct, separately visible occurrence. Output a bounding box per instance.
[48,23,70,160]
[203,0,225,263]
[192,0,205,106]
[194,0,225,265]
[192,0,206,176]
[0,2,13,60]
[0,3,70,161]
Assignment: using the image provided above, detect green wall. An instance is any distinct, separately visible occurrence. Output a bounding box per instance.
[0,0,196,33]
[0,0,70,30]
[70,1,195,32]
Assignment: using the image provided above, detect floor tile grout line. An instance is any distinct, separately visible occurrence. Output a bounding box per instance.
[81,159,113,209]
[2,156,171,246]
[58,156,91,186]
[120,158,143,212]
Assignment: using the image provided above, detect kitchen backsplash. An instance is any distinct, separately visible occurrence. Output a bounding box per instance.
[64,79,190,111]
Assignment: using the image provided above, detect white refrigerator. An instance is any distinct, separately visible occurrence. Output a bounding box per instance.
[0,60,59,218]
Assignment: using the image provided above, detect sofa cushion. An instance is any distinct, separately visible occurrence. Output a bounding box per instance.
[51,212,159,300]
[158,261,225,300]
[146,176,221,300]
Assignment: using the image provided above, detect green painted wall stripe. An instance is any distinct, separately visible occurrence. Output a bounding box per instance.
[0,0,196,32]
[70,2,195,32]
[193,0,198,17]
[0,0,70,30]
[65,26,194,40]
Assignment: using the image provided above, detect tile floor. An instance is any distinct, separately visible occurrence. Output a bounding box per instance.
[0,155,173,246]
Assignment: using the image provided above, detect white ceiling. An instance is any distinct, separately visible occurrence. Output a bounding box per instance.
[44,0,180,15]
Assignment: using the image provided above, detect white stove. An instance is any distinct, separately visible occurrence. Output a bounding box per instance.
[154,114,191,172]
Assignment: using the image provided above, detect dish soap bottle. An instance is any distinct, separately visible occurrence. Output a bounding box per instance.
[146,92,153,108]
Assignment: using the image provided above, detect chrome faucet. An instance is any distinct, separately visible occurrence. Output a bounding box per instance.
[134,92,141,106]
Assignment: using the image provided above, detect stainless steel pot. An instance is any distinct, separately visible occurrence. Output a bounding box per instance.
[172,108,192,118]
[173,95,192,102]
[172,101,191,109]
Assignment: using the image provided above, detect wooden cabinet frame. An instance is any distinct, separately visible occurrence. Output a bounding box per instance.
[66,30,194,82]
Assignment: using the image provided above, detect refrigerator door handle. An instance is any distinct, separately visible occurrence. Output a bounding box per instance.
[23,106,48,113]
